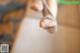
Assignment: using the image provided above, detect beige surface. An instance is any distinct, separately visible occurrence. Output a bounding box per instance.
[12,4,80,53]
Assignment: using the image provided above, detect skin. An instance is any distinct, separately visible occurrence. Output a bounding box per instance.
[31,0,58,33]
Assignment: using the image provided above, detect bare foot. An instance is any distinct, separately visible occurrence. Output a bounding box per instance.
[40,15,57,33]
[31,0,43,11]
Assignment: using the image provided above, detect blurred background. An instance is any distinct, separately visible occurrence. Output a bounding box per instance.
[0,0,80,53]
